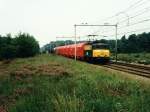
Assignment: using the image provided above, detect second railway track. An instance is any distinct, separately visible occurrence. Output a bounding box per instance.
[102,62,150,78]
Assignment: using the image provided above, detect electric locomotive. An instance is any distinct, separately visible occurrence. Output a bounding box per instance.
[84,41,110,62]
[54,41,110,63]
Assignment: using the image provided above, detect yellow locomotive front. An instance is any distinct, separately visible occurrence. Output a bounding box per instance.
[92,43,110,62]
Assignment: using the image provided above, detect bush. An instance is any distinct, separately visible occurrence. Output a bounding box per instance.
[14,33,39,58]
[0,33,40,60]
[113,53,150,64]
[0,45,17,59]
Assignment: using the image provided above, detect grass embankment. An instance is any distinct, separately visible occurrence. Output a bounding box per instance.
[112,53,150,64]
[0,54,150,112]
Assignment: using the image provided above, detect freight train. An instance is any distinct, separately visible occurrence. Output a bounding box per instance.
[54,41,110,63]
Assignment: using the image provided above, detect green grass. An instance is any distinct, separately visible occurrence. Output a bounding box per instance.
[111,53,150,64]
[0,54,150,112]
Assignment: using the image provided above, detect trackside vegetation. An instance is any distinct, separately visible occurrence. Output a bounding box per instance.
[0,33,39,60]
[0,54,150,112]
[112,53,150,64]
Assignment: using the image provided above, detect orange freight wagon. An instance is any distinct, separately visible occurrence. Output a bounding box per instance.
[55,42,87,59]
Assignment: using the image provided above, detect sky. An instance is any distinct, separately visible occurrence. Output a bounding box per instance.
[0,0,150,46]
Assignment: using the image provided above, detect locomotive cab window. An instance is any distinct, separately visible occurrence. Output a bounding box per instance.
[84,45,92,50]
[92,44,109,49]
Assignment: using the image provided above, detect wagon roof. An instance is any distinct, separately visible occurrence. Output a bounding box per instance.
[55,42,87,49]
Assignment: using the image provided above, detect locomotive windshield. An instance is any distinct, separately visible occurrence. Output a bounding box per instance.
[92,44,109,49]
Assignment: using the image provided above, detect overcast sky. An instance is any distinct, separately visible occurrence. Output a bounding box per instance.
[0,0,150,46]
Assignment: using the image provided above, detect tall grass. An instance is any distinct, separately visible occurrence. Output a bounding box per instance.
[0,54,150,112]
[111,53,150,64]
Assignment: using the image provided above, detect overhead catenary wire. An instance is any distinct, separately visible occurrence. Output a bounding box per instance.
[106,27,150,37]
[118,18,150,29]
[76,0,150,41]
[92,7,150,35]
[95,0,149,24]
[90,0,150,36]
[123,0,149,12]
[98,17,150,34]
[118,6,150,25]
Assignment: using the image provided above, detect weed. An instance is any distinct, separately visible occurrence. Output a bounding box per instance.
[0,54,150,112]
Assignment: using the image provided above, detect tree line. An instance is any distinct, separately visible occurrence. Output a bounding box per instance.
[109,32,150,53]
[42,32,150,54]
[41,40,74,53]
[0,33,39,60]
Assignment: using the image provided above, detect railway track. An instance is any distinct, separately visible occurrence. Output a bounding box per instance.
[102,62,150,78]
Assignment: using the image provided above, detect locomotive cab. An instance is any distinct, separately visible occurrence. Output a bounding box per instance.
[92,43,110,62]
[84,44,92,57]
[92,43,110,57]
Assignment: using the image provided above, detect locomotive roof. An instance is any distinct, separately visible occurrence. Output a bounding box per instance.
[55,41,109,49]
[91,43,108,45]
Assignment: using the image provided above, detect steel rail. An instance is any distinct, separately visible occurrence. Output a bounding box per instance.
[102,62,150,78]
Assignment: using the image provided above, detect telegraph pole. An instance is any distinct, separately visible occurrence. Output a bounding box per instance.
[74,24,77,61]
[115,24,118,62]
[115,12,129,62]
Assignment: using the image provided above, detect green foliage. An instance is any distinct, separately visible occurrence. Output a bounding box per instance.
[14,33,39,57]
[42,32,150,54]
[0,33,39,60]
[115,32,150,53]
[41,40,74,53]
[0,45,17,59]
[1,55,150,112]
[112,53,150,64]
